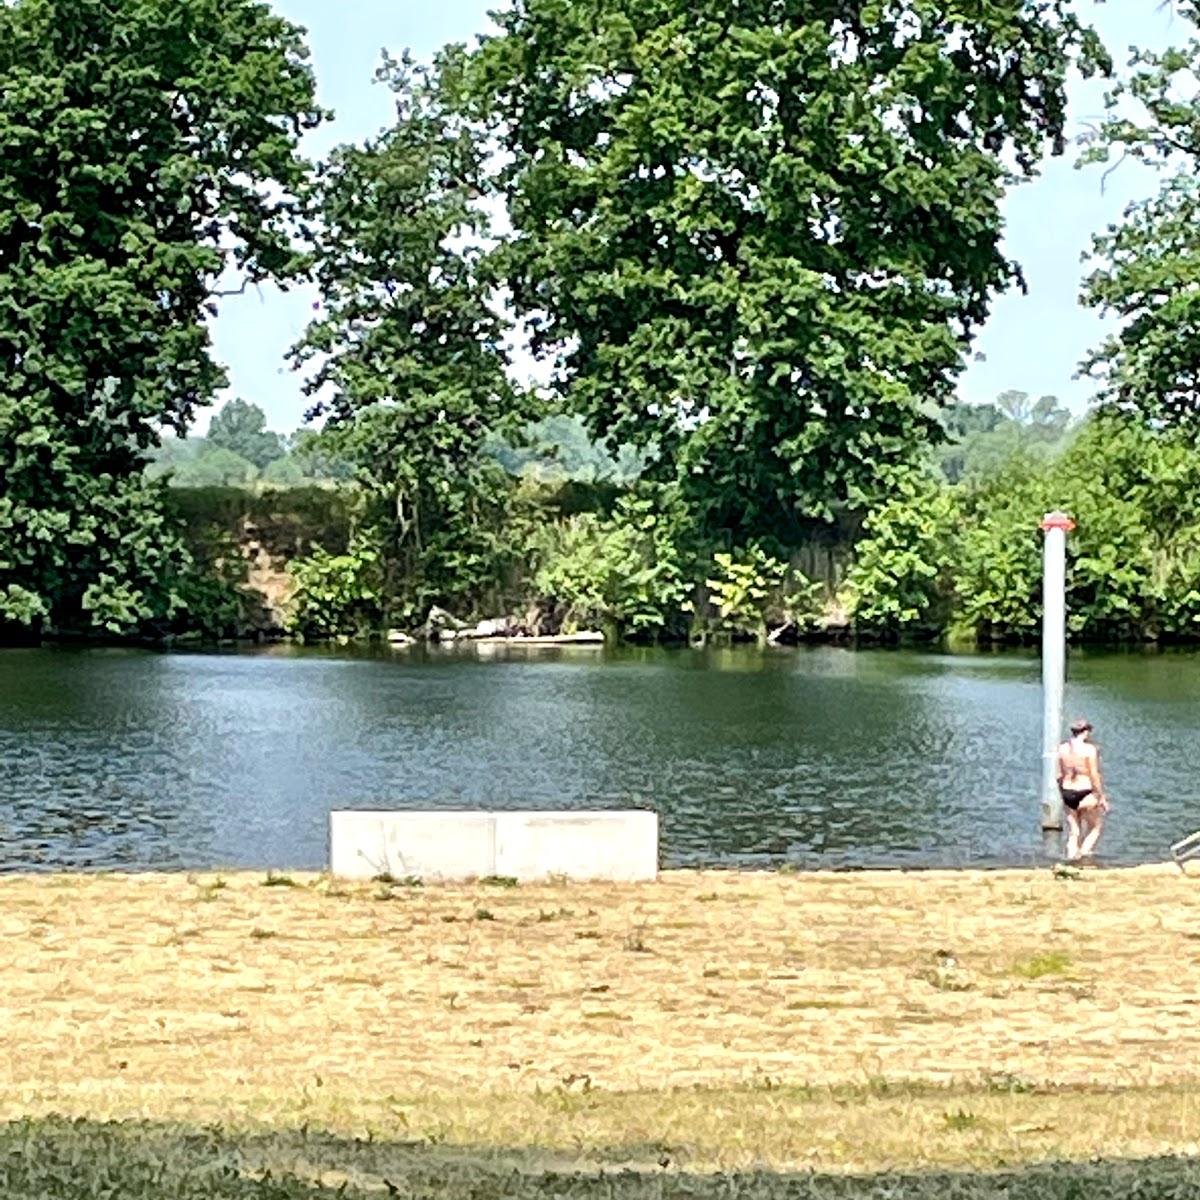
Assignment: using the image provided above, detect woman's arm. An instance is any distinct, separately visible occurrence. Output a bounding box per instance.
[1089,749,1108,807]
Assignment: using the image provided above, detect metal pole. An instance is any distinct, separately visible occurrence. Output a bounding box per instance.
[1039,512,1074,831]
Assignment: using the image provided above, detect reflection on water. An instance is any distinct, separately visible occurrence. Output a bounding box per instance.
[0,642,1196,872]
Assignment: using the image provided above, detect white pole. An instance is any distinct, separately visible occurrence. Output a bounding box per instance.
[1040,512,1074,831]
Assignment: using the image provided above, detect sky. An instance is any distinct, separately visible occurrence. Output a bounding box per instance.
[206,1,1187,434]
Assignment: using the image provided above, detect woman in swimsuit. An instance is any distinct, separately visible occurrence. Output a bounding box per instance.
[1056,718,1109,862]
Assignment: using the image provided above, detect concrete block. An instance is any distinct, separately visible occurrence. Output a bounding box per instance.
[329,809,658,883]
[329,810,495,881]
[495,811,659,882]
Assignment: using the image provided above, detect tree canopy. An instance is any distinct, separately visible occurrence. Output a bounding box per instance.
[465,0,1107,538]
[207,399,286,471]
[936,392,1072,483]
[0,0,321,631]
[1081,3,1200,425]
[293,53,531,621]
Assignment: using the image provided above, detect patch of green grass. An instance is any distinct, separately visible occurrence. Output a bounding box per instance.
[192,877,227,903]
[373,873,424,888]
[5,1111,1200,1199]
[943,1108,983,1131]
[981,1072,1038,1095]
[1011,950,1073,980]
[249,928,276,941]
[481,875,519,889]
[474,908,495,922]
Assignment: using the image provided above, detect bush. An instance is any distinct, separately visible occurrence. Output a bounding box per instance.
[285,541,384,639]
[698,545,824,645]
[845,475,960,634]
[528,486,692,640]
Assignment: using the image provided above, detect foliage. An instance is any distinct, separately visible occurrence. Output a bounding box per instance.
[953,454,1053,641]
[285,540,384,639]
[287,428,356,483]
[293,51,531,627]
[937,393,1073,484]
[1057,416,1200,639]
[845,475,959,632]
[488,415,647,485]
[701,545,824,644]
[529,487,692,638]
[207,400,286,470]
[1081,5,1200,424]
[166,485,353,562]
[846,411,1200,644]
[467,0,1106,539]
[167,446,261,488]
[149,426,354,489]
[0,0,322,632]
[168,540,251,640]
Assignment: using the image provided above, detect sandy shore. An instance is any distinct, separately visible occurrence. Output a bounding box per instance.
[3,864,1200,1181]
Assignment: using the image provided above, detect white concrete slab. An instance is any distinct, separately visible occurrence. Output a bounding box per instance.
[494,811,659,882]
[329,810,495,881]
[329,809,658,882]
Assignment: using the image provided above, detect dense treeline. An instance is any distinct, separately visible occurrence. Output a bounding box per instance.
[2,0,1198,647]
[170,395,1200,648]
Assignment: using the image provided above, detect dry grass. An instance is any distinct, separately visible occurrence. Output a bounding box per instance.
[3,865,1200,1187]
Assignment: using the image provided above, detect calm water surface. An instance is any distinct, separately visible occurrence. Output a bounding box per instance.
[1,643,1197,872]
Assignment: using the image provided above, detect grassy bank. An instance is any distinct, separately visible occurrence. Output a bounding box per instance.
[3,866,1200,1195]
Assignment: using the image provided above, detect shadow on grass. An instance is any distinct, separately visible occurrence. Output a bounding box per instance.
[1,1117,1199,1198]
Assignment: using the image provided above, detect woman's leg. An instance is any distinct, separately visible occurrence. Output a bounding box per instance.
[1080,807,1105,857]
[1064,807,1082,860]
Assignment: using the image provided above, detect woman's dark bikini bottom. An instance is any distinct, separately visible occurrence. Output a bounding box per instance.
[1060,786,1093,812]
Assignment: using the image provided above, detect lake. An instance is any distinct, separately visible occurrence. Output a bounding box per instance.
[0,643,1196,872]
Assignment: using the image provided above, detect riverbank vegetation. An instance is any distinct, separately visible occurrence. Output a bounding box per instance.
[150,393,1200,647]
[4,866,1200,1196]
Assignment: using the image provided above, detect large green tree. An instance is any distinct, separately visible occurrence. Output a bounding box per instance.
[1081,3,1200,424]
[467,0,1106,538]
[0,0,321,632]
[206,399,285,471]
[294,53,530,622]
[936,391,1072,482]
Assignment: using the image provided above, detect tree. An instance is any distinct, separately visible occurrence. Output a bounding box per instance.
[0,0,321,632]
[1081,5,1200,424]
[168,446,260,488]
[287,428,356,482]
[936,392,1072,482]
[293,52,531,622]
[207,399,286,471]
[466,0,1107,539]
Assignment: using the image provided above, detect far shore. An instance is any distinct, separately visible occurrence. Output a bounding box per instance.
[3,863,1200,1191]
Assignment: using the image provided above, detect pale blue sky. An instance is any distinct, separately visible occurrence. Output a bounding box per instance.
[207,1,1185,434]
